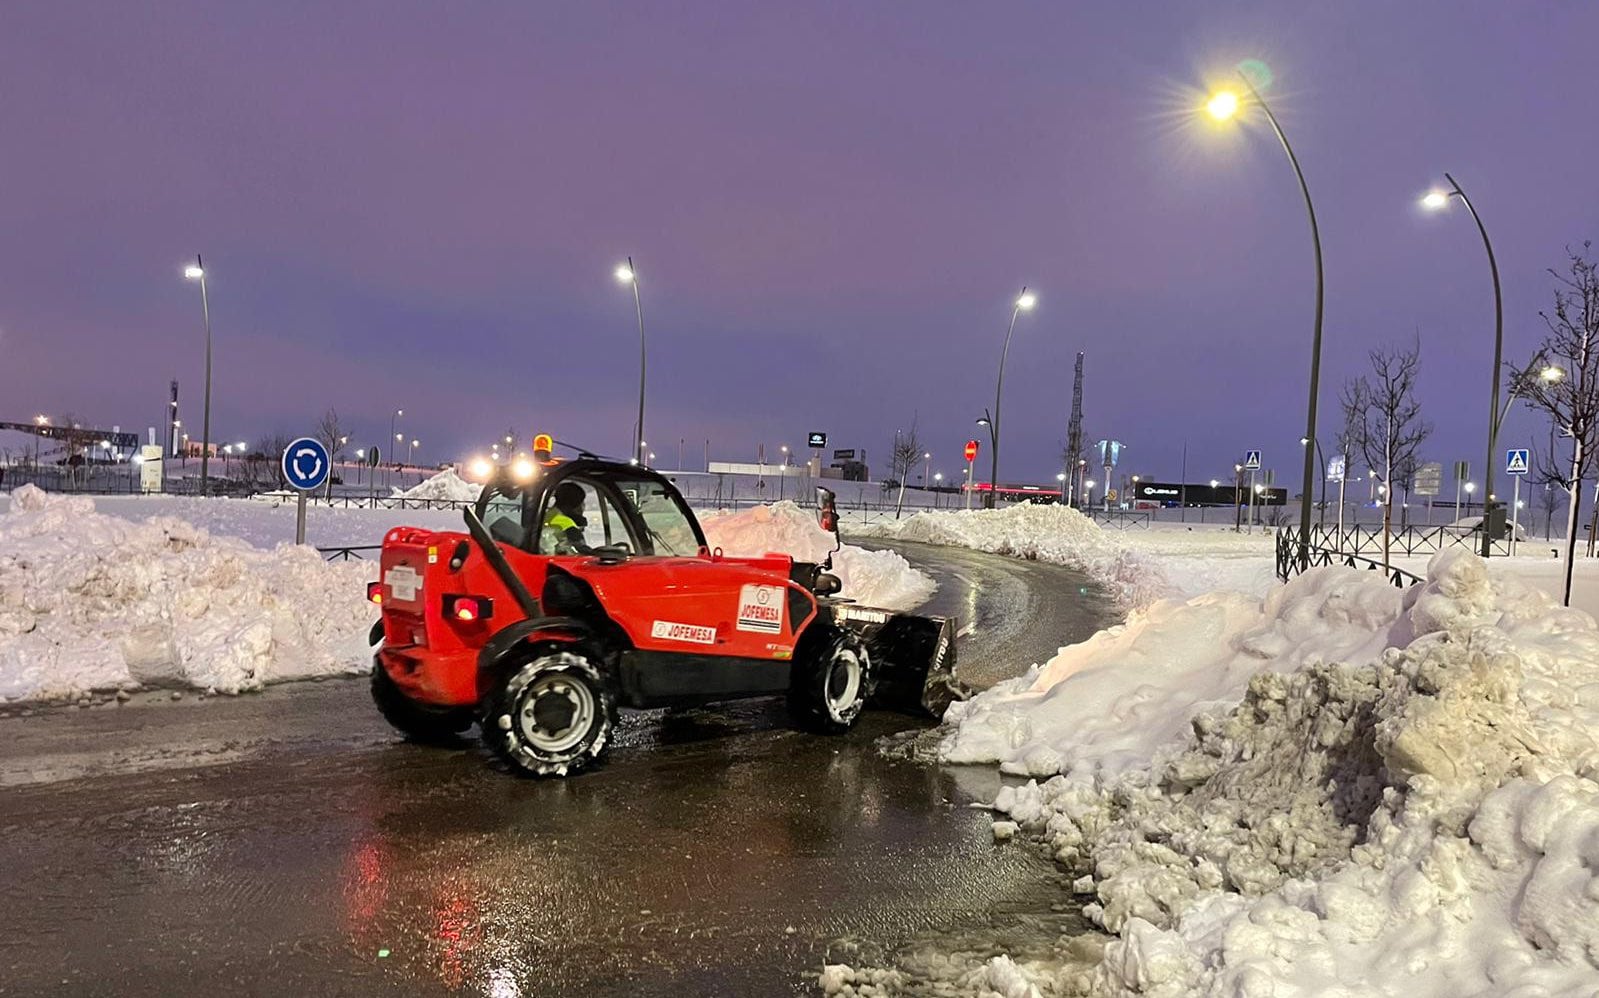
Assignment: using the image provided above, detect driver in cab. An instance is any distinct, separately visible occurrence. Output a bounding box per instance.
[541,482,593,555]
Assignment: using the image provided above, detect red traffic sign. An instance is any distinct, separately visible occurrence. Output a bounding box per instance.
[964,439,980,462]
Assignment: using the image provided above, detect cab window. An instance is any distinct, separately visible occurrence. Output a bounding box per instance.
[534,478,640,555]
[481,483,531,549]
[615,478,703,556]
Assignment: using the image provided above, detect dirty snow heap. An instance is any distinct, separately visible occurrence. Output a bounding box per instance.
[830,550,1599,996]
[0,486,376,701]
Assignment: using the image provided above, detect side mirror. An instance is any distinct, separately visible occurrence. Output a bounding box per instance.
[816,486,840,537]
[816,486,841,567]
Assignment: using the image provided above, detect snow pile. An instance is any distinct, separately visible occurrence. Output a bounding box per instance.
[856,505,1172,609]
[395,468,481,502]
[700,502,934,611]
[835,551,1599,995]
[0,485,376,701]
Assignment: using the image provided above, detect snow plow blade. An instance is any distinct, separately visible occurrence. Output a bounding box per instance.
[835,608,964,717]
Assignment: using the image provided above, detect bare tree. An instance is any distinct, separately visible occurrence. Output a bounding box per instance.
[247,433,295,491]
[316,408,348,497]
[1340,338,1432,568]
[1510,243,1599,605]
[890,417,922,518]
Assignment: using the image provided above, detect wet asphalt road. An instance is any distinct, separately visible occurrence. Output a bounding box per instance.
[0,540,1117,998]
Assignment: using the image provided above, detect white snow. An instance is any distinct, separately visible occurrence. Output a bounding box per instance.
[855,505,1172,609]
[395,467,481,502]
[831,534,1599,995]
[699,501,934,611]
[0,492,932,702]
[0,486,376,701]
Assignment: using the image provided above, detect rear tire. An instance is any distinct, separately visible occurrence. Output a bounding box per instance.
[370,663,474,744]
[482,650,615,777]
[789,631,872,733]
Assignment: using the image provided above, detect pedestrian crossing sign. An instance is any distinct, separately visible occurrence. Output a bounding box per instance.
[1243,450,1261,470]
[1505,449,1530,476]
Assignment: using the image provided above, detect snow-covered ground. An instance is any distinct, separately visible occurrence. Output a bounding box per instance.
[855,505,1277,609]
[827,506,1599,996]
[0,486,376,701]
[0,490,929,702]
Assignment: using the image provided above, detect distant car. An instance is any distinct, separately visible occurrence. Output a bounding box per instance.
[1446,515,1527,543]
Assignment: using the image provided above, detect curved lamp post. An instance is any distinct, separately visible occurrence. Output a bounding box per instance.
[615,259,647,465]
[1422,175,1502,557]
[1206,74,1324,569]
[984,288,1037,509]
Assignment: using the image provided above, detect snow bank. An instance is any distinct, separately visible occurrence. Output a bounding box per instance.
[395,468,481,502]
[835,551,1599,995]
[855,505,1173,609]
[700,502,934,611]
[0,486,376,701]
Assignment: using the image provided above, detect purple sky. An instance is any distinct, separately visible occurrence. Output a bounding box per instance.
[4,2,1597,489]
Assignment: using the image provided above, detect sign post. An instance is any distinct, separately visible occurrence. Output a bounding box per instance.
[1243,450,1262,535]
[963,443,976,508]
[367,445,380,502]
[281,437,332,545]
[1506,449,1530,556]
[1412,461,1443,527]
[1453,460,1470,521]
[1327,454,1346,542]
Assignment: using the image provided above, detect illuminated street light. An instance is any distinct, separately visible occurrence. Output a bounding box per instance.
[1542,365,1566,382]
[1205,90,1240,120]
[1420,173,1504,557]
[1204,69,1324,571]
[183,256,215,493]
[984,286,1037,508]
[616,257,647,464]
[1210,479,1220,488]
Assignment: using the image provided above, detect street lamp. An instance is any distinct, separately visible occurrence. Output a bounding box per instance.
[409,438,420,465]
[183,257,215,494]
[388,408,404,490]
[616,259,647,464]
[984,288,1037,508]
[1205,71,1324,569]
[1422,174,1503,557]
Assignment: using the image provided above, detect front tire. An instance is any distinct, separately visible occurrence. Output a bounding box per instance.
[482,650,615,777]
[370,663,474,744]
[789,632,872,733]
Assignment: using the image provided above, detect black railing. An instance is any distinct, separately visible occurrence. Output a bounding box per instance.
[1276,527,1423,588]
[1084,509,1152,530]
[316,545,384,562]
[1301,521,1508,559]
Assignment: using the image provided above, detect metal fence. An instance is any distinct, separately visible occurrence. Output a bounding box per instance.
[317,545,383,561]
[1302,522,1508,559]
[1276,527,1423,588]
[0,466,254,496]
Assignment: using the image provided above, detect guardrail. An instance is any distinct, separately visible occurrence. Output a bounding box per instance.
[1276,527,1423,588]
